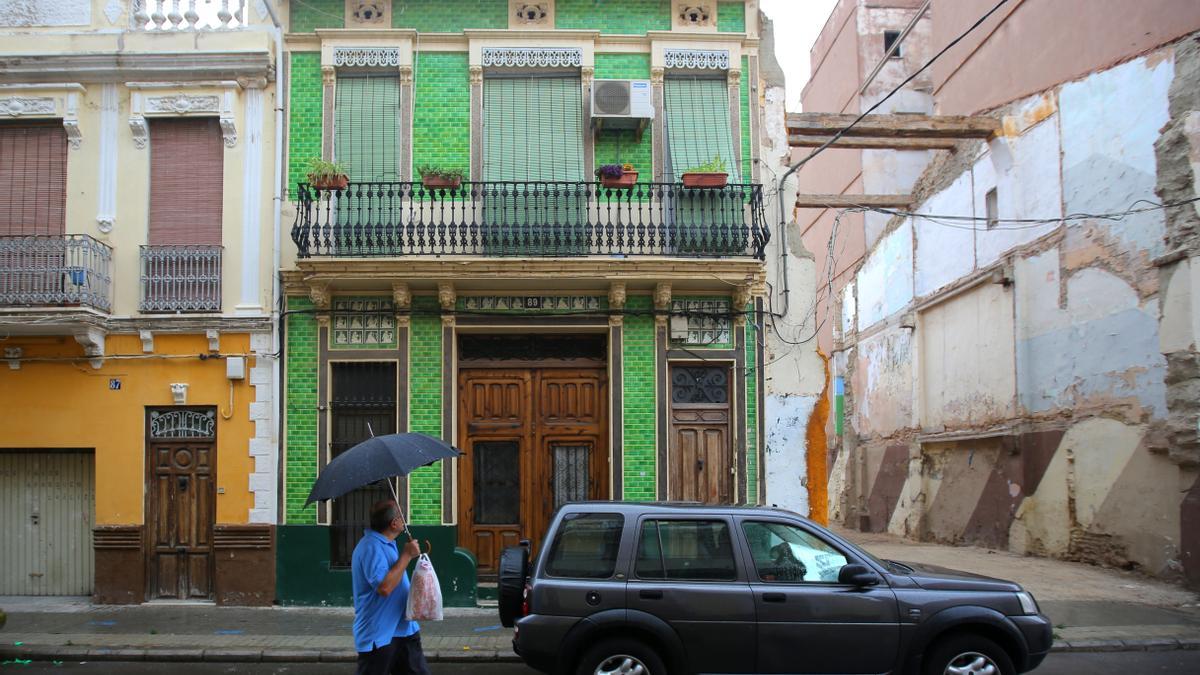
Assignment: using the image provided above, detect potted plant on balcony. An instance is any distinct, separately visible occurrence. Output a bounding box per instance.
[596,163,638,189]
[681,155,729,189]
[418,165,465,190]
[305,157,349,190]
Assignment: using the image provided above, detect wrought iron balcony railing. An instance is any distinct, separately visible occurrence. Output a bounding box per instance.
[0,235,113,312]
[140,245,223,313]
[291,181,769,260]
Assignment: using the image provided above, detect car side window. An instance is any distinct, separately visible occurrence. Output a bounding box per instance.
[741,521,849,583]
[545,513,624,579]
[635,519,737,581]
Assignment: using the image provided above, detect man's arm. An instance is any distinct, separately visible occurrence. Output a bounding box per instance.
[376,538,421,597]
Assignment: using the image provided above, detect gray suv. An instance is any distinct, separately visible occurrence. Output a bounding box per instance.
[499,502,1051,675]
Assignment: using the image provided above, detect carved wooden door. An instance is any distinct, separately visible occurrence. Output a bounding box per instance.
[669,365,732,504]
[145,408,216,601]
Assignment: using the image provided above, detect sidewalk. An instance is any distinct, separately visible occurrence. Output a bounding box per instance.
[3,531,1199,664]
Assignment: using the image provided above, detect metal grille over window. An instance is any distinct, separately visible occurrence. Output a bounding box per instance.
[553,444,590,509]
[329,362,397,568]
[149,409,217,439]
[671,366,730,404]
[473,441,520,524]
[335,75,401,182]
[332,296,396,348]
[671,298,732,345]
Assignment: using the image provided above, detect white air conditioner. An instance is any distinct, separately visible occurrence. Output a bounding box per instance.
[591,79,654,129]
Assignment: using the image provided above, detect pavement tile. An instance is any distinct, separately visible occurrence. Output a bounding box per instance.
[203,649,263,662]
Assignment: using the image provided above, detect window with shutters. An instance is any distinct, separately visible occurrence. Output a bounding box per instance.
[142,118,223,312]
[334,74,401,182]
[482,74,587,254]
[0,121,67,237]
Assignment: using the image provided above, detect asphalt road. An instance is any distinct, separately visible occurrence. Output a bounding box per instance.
[5,652,1200,674]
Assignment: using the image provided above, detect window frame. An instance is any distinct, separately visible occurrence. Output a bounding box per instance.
[734,516,860,586]
[542,511,627,580]
[883,30,903,59]
[632,515,742,583]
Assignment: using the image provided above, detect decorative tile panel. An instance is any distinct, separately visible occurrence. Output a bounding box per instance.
[481,47,582,69]
[459,295,603,311]
[671,297,732,346]
[663,48,730,70]
[332,296,397,348]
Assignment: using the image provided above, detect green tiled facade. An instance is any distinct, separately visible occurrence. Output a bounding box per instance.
[622,295,657,500]
[745,308,759,503]
[290,0,343,32]
[408,296,444,524]
[287,52,323,199]
[285,296,318,524]
[741,55,752,183]
[556,0,672,33]
[718,1,746,33]
[393,0,507,31]
[412,52,471,179]
[594,53,654,179]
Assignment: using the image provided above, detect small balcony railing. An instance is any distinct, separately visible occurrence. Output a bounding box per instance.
[140,245,223,313]
[291,181,769,260]
[0,235,113,312]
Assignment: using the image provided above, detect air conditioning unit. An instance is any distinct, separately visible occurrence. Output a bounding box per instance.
[591,79,654,129]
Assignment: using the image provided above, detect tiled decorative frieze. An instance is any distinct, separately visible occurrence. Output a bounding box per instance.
[481,47,583,69]
[332,46,401,68]
[663,48,730,70]
[332,296,397,348]
[459,295,604,312]
[671,297,732,346]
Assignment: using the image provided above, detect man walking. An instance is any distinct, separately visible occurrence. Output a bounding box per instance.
[352,499,430,675]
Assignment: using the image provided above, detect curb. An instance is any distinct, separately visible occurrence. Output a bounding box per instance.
[1050,638,1200,653]
[0,645,524,664]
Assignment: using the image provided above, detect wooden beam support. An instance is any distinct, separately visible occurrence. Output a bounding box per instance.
[789,134,960,150]
[786,113,999,139]
[794,194,913,209]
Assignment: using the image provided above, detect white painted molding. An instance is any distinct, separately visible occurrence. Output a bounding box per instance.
[96,84,118,233]
[1,97,55,116]
[127,80,241,150]
[333,46,401,68]
[481,47,582,68]
[139,329,154,353]
[237,86,264,314]
[206,329,220,352]
[663,48,730,70]
[0,83,87,149]
[73,328,106,370]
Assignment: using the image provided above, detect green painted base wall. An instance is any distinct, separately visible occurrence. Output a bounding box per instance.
[277,525,477,607]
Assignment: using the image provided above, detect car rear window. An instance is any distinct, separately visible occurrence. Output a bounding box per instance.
[635,519,737,581]
[545,513,624,579]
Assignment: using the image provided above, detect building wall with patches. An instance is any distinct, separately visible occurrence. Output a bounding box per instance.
[833,35,1200,583]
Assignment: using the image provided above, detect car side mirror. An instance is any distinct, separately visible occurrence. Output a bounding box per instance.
[838,563,881,587]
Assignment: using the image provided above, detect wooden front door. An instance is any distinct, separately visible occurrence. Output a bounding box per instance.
[458,368,607,575]
[146,408,216,600]
[669,365,733,504]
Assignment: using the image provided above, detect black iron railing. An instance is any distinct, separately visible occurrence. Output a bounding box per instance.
[291,181,769,259]
[0,235,113,312]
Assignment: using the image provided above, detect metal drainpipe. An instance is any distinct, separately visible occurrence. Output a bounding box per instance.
[263,0,285,524]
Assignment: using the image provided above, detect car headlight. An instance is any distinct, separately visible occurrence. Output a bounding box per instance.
[1015,591,1039,615]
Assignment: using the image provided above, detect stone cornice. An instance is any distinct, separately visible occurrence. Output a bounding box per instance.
[0,52,273,84]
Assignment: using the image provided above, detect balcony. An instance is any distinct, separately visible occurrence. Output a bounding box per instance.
[0,235,113,313]
[140,245,223,313]
[132,0,247,30]
[291,181,769,260]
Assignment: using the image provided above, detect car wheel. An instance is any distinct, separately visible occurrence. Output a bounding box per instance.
[497,545,529,627]
[576,638,667,675]
[923,633,1015,675]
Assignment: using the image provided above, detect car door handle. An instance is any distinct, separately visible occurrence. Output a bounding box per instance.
[762,592,786,603]
[639,589,663,600]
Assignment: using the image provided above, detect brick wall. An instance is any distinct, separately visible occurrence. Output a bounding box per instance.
[412,52,471,179]
[408,296,443,523]
[594,53,654,180]
[288,53,323,200]
[285,296,318,524]
[622,294,657,499]
[556,0,672,33]
[290,0,343,32]
[718,1,745,33]
[393,0,507,31]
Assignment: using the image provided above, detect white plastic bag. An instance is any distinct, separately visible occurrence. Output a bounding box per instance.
[406,553,443,621]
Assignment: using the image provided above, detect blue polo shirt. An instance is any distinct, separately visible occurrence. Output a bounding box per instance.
[351,529,420,653]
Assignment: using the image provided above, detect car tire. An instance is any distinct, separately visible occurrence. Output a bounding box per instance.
[922,633,1015,675]
[498,545,529,628]
[575,637,668,675]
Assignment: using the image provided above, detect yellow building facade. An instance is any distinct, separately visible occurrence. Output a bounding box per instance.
[0,0,281,604]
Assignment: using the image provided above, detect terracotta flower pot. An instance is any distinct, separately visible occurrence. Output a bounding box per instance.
[422,175,462,190]
[312,174,349,190]
[600,171,638,189]
[681,172,728,189]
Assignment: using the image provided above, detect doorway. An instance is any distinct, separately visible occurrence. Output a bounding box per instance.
[668,364,733,504]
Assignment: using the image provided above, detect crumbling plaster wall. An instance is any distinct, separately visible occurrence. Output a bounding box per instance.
[834,39,1200,579]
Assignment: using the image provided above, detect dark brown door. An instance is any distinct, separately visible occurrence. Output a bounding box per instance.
[146,408,216,600]
[669,365,732,504]
[458,368,607,576]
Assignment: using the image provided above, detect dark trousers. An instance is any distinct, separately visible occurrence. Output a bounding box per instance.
[356,632,431,675]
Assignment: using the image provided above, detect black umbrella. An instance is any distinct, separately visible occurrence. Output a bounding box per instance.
[305,432,462,534]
